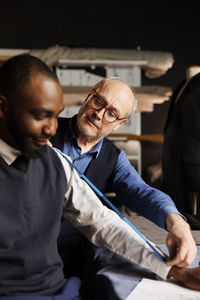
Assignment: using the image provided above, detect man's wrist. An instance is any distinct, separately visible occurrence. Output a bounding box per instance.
[166,213,190,232]
[168,265,187,282]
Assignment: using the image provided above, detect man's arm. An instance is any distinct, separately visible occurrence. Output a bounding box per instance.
[55,149,171,280]
[110,150,197,266]
[111,150,181,228]
[169,266,200,291]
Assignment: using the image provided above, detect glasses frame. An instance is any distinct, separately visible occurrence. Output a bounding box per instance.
[88,90,128,123]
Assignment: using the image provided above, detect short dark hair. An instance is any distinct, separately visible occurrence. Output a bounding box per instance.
[0,54,59,97]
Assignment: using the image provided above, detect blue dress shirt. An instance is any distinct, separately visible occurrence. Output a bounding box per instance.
[62,123,181,230]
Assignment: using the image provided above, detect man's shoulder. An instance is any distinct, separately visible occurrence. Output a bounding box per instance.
[41,144,61,160]
[57,117,71,132]
[50,117,71,148]
[102,137,121,155]
[189,72,200,86]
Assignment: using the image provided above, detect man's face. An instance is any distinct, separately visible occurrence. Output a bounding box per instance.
[77,80,134,141]
[3,73,64,155]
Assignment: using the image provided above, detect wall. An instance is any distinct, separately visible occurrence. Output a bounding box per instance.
[1,0,200,174]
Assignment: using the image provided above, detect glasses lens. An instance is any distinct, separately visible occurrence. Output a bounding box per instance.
[104,110,117,123]
[92,95,105,109]
[90,93,118,123]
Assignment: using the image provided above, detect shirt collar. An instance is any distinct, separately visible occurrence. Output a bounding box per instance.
[64,115,104,159]
[0,138,21,165]
[89,138,103,158]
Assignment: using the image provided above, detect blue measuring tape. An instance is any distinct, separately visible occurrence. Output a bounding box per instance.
[55,148,165,262]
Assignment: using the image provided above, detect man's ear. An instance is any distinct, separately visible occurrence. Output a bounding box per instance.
[113,119,128,131]
[0,95,7,117]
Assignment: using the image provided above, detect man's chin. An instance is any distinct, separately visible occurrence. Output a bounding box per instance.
[27,145,47,158]
[19,141,47,157]
[80,125,98,138]
[82,131,98,140]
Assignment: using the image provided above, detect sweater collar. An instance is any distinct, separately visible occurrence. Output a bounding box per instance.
[0,138,21,165]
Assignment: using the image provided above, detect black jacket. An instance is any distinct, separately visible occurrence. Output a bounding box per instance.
[162,72,200,192]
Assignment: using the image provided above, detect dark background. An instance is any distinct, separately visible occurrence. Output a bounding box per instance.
[1,0,200,173]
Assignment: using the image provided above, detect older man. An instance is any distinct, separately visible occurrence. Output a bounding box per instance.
[51,78,197,299]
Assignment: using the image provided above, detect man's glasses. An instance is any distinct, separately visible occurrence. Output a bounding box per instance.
[89,91,127,123]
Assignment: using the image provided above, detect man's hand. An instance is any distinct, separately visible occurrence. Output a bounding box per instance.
[169,266,200,291]
[165,214,197,267]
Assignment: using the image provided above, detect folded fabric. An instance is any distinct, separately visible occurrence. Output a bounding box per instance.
[30,46,174,78]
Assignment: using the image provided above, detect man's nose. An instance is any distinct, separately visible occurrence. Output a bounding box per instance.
[43,118,58,136]
[94,107,105,119]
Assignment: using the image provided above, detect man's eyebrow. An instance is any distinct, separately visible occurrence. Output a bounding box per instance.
[30,107,64,116]
[96,92,120,115]
[30,107,52,115]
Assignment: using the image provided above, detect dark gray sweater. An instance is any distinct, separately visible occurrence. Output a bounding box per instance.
[0,146,67,295]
